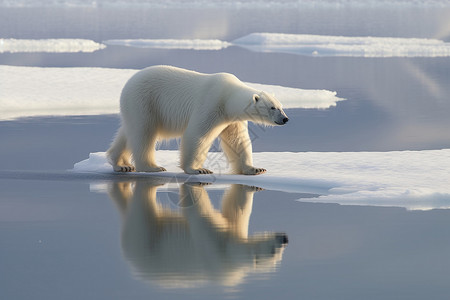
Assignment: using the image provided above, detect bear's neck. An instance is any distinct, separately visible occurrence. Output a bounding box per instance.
[224,84,258,122]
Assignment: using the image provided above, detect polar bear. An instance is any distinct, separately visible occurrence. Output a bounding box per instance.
[107,65,289,175]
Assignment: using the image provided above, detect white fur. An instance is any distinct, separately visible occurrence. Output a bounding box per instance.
[107,65,288,175]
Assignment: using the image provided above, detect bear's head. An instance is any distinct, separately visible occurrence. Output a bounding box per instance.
[246,91,289,126]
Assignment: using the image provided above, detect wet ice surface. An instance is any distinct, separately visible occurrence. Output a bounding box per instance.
[1,1,450,299]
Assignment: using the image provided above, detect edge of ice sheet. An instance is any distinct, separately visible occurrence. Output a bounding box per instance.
[0,65,344,121]
[104,33,450,57]
[0,39,105,53]
[71,150,450,211]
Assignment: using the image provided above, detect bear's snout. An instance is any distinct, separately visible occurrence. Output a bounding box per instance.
[274,110,289,125]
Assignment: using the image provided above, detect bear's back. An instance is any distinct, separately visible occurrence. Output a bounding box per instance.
[120,66,218,135]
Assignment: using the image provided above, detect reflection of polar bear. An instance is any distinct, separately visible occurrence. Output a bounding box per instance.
[107,181,288,288]
[107,65,289,175]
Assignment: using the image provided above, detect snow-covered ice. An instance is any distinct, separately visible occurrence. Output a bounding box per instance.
[0,65,344,121]
[0,39,105,53]
[72,149,450,211]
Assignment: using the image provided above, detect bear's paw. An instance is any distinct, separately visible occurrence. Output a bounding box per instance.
[138,166,167,172]
[185,167,213,175]
[243,167,267,175]
[114,165,136,172]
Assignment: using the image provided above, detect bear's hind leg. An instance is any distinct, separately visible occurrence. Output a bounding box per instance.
[107,127,135,172]
[128,127,166,173]
[220,122,266,175]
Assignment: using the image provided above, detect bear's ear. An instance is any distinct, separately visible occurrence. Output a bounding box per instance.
[253,94,260,103]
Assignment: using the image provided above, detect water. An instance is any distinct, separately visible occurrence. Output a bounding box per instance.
[1,2,450,299]
[1,176,450,299]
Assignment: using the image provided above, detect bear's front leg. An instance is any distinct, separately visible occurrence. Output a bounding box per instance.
[220,122,266,175]
[180,121,226,175]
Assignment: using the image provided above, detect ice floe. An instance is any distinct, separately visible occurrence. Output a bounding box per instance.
[2,34,449,57]
[104,39,231,50]
[0,38,105,53]
[0,65,344,121]
[72,149,450,211]
[104,33,450,57]
[232,33,450,57]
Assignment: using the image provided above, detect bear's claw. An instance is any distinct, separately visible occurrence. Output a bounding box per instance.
[248,185,265,192]
[185,168,213,175]
[243,167,266,175]
[138,166,167,172]
[152,166,167,172]
[254,168,267,175]
[196,168,213,174]
[114,165,135,172]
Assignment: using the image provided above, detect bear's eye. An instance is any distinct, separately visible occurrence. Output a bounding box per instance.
[271,107,275,110]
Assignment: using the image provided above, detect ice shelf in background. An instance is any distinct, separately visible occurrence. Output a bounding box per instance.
[104,33,450,57]
[0,65,344,121]
[232,33,450,57]
[0,38,105,53]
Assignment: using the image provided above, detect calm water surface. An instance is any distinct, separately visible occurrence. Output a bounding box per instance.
[1,176,450,300]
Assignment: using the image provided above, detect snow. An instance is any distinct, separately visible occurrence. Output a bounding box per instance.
[0,39,105,53]
[0,65,344,121]
[72,149,450,211]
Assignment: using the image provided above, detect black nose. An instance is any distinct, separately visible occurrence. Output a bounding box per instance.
[276,233,289,245]
[283,117,289,124]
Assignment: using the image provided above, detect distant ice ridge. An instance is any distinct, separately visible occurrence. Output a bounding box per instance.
[1,0,449,8]
[0,39,105,53]
[72,149,450,211]
[3,34,450,57]
[233,33,450,57]
[0,65,344,121]
[105,33,450,57]
[104,39,230,51]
